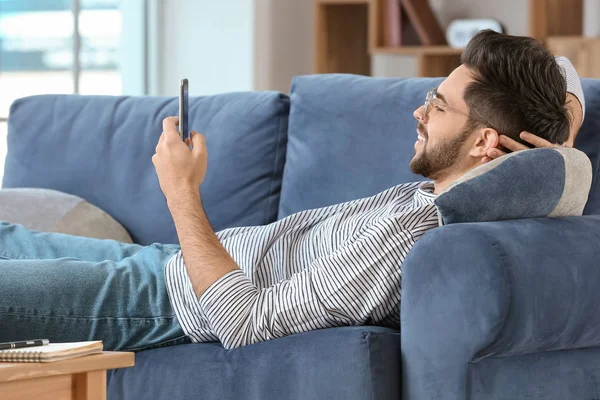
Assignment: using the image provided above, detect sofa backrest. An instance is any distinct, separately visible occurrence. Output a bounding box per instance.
[278,74,442,219]
[278,75,600,219]
[577,79,600,215]
[5,92,289,245]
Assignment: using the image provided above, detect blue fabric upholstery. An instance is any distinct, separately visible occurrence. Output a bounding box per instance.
[435,148,591,224]
[107,326,400,400]
[469,346,600,399]
[278,74,443,219]
[5,93,289,245]
[401,215,600,400]
[578,79,600,215]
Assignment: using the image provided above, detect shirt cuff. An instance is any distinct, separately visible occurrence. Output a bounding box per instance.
[199,269,259,348]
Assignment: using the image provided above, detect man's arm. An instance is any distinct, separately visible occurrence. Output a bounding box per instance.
[168,189,239,298]
[152,117,240,298]
[556,56,585,145]
[197,218,409,349]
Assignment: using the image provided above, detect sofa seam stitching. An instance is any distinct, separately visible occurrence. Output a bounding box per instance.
[0,310,179,321]
[459,230,512,399]
[468,231,513,360]
[265,95,287,224]
[363,331,377,400]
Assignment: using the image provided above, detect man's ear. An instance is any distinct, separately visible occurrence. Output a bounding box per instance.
[469,128,499,158]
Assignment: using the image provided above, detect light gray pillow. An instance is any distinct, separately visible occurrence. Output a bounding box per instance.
[0,188,133,243]
[435,147,592,225]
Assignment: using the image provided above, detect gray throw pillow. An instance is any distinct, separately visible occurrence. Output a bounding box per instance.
[0,188,133,243]
[435,147,592,225]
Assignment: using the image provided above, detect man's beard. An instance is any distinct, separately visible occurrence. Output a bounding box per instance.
[409,122,472,180]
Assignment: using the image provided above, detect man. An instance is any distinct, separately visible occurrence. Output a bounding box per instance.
[0,31,586,350]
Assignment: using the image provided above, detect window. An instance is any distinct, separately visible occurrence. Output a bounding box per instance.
[0,0,129,183]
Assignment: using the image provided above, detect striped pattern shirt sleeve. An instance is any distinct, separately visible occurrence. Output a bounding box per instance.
[556,55,585,121]
[198,217,414,349]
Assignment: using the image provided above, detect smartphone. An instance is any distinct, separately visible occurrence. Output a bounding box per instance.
[179,78,189,141]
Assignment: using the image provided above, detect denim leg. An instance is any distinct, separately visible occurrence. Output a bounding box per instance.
[0,222,189,351]
[0,221,148,262]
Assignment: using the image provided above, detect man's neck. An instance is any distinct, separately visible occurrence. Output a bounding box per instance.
[432,160,479,194]
[433,172,464,194]
[432,181,448,195]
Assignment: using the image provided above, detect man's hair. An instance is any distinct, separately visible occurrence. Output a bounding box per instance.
[460,30,570,146]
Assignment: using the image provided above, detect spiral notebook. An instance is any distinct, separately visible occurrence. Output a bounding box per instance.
[0,341,103,363]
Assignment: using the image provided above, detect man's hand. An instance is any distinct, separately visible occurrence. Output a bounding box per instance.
[152,116,208,200]
[482,132,564,163]
[484,92,582,163]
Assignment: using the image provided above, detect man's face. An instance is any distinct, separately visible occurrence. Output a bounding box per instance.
[409,65,477,180]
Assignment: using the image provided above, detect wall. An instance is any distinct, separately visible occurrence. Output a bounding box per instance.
[253,0,313,93]
[154,0,254,96]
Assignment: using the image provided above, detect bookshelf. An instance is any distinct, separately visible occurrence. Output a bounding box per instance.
[314,0,588,77]
[314,0,371,75]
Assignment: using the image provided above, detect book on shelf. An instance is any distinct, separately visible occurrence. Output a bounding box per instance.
[383,0,431,47]
[384,0,401,47]
[399,2,421,46]
[400,0,446,45]
[0,341,103,363]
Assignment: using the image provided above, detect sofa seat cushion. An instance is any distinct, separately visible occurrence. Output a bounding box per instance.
[107,326,400,400]
[6,92,290,245]
[0,188,132,242]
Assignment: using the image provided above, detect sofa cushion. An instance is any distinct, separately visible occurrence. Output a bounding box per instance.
[435,147,592,225]
[107,326,400,400]
[0,188,132,242]
[5,92,290,245]
[278,74,442,219]
[577,79,600,215]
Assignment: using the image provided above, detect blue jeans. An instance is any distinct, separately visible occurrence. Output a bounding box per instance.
[0,221,191,351]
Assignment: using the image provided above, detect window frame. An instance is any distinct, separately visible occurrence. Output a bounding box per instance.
[0,0,150,119]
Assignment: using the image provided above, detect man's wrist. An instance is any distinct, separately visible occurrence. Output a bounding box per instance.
[166,185,201,209]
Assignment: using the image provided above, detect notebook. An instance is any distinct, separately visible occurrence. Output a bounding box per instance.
[0,341,103,363]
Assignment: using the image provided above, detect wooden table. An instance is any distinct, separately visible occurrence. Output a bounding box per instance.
[0,351,134,400]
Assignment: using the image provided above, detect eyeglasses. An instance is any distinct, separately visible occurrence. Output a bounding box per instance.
[421,88,494,130]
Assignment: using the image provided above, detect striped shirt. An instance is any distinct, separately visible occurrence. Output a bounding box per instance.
[556,56,585,121]
[165,181,439,349]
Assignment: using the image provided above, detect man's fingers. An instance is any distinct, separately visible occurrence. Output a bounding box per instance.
[486,148,506,160]
[162,116,179,133]
[519,131,556,148]
[191,131,206,152]
[498,135,529,152]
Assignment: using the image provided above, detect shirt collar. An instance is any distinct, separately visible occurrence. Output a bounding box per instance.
[414,181,436,206]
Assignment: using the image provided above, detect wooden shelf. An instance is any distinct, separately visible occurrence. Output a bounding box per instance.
[314,0,371,75]
[314,0,585,77]
[546,36,600,78]
[318,0,369,4]
[373,46,463,56]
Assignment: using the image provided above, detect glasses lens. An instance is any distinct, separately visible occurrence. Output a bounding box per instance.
[423,89,434,118]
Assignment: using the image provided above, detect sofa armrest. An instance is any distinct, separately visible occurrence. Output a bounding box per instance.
[400,216,600,400]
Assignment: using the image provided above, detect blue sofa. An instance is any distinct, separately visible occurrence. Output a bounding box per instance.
[5,74,600,400]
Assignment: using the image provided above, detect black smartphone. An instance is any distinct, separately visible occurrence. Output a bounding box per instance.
[179,78,189,141]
